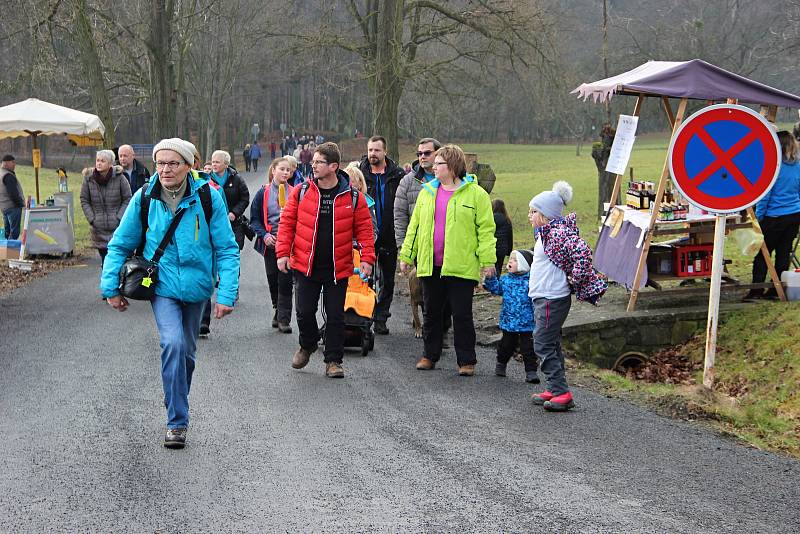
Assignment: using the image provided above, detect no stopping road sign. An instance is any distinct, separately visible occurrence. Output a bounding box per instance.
[668,104,781,214]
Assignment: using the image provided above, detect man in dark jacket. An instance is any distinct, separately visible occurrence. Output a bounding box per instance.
[200,149,250,337]
[0,154,24,239]
[358,135,406,335]
[117,144,151,194]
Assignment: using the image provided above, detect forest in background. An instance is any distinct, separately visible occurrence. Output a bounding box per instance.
[2,0,799,161]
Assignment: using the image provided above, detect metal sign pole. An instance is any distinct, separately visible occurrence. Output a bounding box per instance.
[703,214,727,389]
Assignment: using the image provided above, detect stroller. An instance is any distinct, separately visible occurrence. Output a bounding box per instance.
[320,249,377,356]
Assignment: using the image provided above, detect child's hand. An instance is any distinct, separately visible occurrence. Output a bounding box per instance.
[481,266,497,279]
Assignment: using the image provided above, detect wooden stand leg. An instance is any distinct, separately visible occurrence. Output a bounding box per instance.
[627,98,689,311]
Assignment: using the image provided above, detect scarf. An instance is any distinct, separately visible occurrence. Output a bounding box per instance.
[93,168,113,186]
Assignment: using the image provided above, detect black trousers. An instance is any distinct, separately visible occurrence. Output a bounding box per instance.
[374,247,397,323]
[264,249,293,323]
[294,272,348,363]
[497,330,538,372]
[751,212,800,290]
[420,267,477,366]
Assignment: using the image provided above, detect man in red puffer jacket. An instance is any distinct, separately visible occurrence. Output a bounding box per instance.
[277,142,376,378]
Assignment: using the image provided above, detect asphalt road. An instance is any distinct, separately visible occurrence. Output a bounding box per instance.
[1,171,797,533]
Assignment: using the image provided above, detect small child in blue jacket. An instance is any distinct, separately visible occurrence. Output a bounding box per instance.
[483,249,539,383]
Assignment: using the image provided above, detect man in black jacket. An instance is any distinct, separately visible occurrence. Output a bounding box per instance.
[117,145,151,194]
[200,149,250,337]
[359,136,406,335]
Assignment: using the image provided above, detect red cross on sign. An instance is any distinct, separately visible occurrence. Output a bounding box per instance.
[668,104,781,214]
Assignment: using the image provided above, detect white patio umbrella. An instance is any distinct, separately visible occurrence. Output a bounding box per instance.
[0,98,106,202]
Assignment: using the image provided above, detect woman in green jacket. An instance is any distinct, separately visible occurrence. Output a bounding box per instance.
[399,144,496,376]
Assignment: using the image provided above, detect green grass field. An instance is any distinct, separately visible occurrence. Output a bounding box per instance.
[2,165,92,252]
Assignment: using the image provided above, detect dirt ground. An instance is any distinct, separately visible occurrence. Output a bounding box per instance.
[0,256,87,296]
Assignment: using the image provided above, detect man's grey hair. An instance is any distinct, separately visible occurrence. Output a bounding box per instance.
[212,150,231,165]
[96,150,116,164]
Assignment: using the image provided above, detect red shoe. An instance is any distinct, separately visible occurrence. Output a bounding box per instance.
[531,391,554,405]
[543,391,575,412]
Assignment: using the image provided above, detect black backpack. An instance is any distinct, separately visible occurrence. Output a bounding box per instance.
[138,183,213,253]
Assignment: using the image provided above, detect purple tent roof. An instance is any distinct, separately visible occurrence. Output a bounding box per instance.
[572,60,800,108]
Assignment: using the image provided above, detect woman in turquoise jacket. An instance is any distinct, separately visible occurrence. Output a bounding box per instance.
[747,131,800,299]
[101,138,240,450]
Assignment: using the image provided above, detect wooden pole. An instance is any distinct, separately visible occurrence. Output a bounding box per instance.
[703,214,727,388]
[609,94,646,208]
[627,98,689,311]
[33,134,40,204]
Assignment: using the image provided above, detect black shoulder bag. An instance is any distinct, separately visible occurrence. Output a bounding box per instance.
[119,207,187,301]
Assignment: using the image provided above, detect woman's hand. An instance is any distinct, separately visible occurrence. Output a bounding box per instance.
[228,212,236,222]
[481,266,497,279]
[263,234,276,247]
[399,261,411,275]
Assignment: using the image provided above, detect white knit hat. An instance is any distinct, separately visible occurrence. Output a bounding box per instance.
[529,181,574,220]
[153,138,194,164]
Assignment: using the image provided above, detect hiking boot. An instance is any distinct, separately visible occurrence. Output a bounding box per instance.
[278,322,292,334]
[495,362,507,377]
[531,391,554,405]
[271,309,279,328]
[544,391,575,412]
[292,346,314,369]
[164,427,187,449]
[198,324,210,339]
[416,357,435,370]
[374,320,389,335]
[325,361,345,378]
[458,364,475,377]
[525,371,541,384]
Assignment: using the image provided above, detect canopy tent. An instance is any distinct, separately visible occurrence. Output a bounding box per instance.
[574,59,800,312]
[0,98,106,201]
[572,59,800,109]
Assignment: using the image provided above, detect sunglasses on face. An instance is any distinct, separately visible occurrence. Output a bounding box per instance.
[416,150,434,157]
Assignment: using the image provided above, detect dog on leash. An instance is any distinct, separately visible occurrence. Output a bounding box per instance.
[407,267,424,338]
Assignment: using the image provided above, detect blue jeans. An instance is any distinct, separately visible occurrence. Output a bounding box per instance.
[3,207,22,239]
[151,295,206,429]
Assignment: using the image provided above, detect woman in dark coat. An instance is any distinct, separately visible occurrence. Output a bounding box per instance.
[80,149,132,266]
[493,198,514,274]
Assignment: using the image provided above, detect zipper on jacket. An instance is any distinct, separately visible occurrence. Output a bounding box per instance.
[306,184,321,276]
[330,188,352,285]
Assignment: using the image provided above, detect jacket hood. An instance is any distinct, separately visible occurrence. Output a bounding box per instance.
[311,169,352,195]
[539,212,579,240]
[82,165,124,179]
[144,171,204,199]
[421,173,478,196]
[359,155,404,182]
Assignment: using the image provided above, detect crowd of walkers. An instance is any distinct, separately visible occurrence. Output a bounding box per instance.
[92,135,606,449]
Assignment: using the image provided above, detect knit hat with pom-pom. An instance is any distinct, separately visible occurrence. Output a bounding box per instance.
[529,181,573,220]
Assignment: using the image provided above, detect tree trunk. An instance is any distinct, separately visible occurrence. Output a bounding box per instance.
[71,0,115,148]
[371,0,404,160]
[148,0,176,140]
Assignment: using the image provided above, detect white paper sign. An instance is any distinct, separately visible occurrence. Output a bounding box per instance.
[605,115,639,175]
